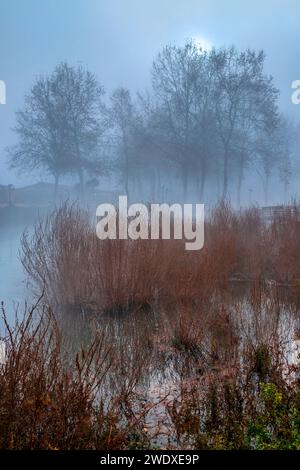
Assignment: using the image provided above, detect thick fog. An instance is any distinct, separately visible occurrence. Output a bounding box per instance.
[2,2,300,452]
[0,0,300,205]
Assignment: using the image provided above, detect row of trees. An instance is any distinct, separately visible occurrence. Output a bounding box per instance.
[8,42,299,204]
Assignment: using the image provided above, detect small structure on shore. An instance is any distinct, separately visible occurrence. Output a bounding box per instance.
[261,205,300,223]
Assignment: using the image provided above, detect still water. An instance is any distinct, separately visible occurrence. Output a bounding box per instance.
[0,207,49,323]
[0,222,29,312]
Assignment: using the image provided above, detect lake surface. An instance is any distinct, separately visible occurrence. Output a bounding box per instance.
[0,206,48,325]
[0,222,29,316]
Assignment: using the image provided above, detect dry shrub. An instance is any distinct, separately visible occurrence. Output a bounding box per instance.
[21,202,244,316]
[21,205,186,314]
[270,203,300,283]
[1,261,299,449]
[13,200,300,449]
[0,301,151,450]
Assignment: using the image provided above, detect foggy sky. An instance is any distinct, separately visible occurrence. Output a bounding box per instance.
[1,0,300,186]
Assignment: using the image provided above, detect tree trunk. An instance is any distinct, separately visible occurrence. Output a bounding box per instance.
[54,174,59,203]
[78,169,84,199]
[137,169,143,200]
[283,180,288,203]
[157,169,162,200]
[222,149,229,200]
[264,175,269,206]
[183,165,189,202]
[199,156,207,201]
[216,161,221,201]
[151,167,156,202]
[237,158,244,207]
[124,149,129,199]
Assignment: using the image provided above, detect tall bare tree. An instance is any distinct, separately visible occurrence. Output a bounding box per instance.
[109,88,135,198]
[151,42,203,201]
[8,63,108,197]
[210,48,279,199]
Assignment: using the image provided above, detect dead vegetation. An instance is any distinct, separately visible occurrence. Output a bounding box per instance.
[1,201,300,449]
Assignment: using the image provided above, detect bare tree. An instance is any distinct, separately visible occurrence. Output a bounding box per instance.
[49,63,108,195]
[8,77,69,197]
[278,118,295,202]
[255,126,283,205]
[191,49,217,199]
[151,42,203,201]
[149,43,279,203]
[8,63,108,198]
[109,88,135,198]
[210,48,279,200]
